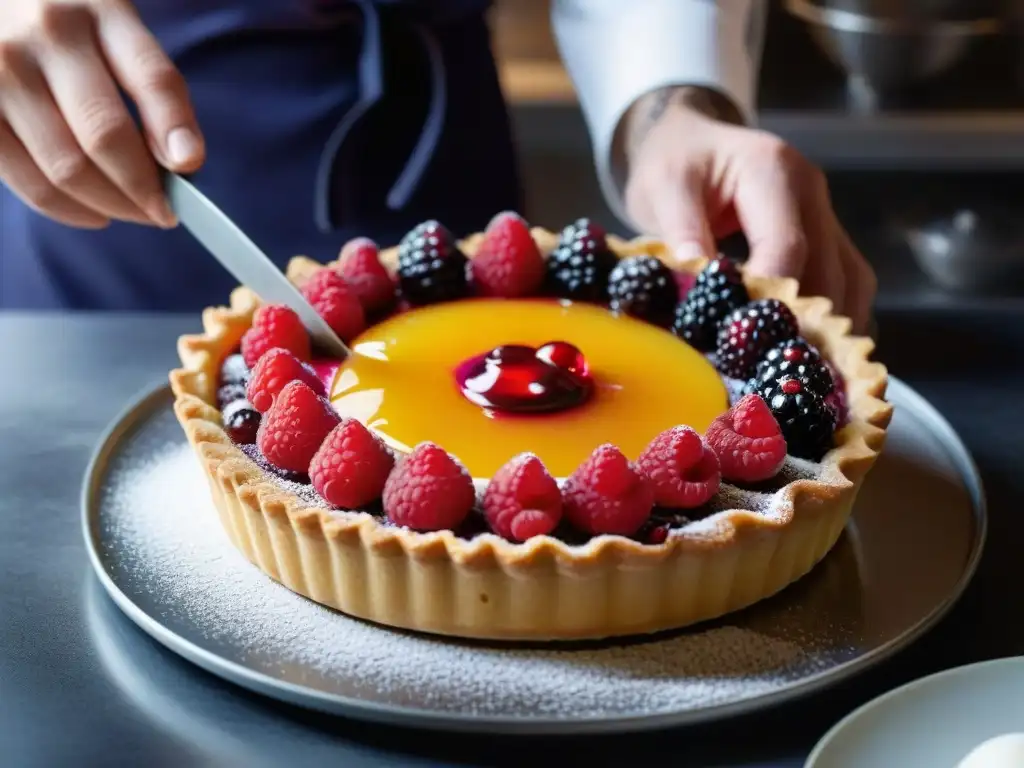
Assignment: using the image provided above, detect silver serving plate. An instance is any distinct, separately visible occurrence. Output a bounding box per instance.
[82,381,986,734]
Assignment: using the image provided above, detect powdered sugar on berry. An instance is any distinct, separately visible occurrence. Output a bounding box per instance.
[99,414,857,721]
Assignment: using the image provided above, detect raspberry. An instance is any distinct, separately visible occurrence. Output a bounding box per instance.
[705,394,787,483]
[222,399,261,445]
[544,218,618,303]
[301,269,365,342]
[309,419,395,509]
[256,380,341,474]
[302,267,346,306]
[607,255,678,326]
[761,376,837,461]
[562,444,654,536]
[635,426,721,508]
[471,211,545,298]
[246,347,326,413]
[715,298,799,380]
[673,258,749,351]
[396,220,470,305]
[482,453,562,541]
[335,237,396,314]
[241,304,311,368]
[220,353,250,386]
[383,442,475,531]
[749,338,833,399]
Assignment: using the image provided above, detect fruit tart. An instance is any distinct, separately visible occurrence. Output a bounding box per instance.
[170,214,892,641]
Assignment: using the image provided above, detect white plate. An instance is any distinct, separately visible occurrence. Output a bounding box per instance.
[807,657,1024,767]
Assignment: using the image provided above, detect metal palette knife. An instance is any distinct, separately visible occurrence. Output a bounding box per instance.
[164,173,351,359]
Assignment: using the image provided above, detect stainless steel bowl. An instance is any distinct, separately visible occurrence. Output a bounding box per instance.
[812,1,1004,22]
[785,0,1001,94]
[902,208,1024,294]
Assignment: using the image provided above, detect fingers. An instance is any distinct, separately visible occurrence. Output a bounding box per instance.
[34,5,174,226]
[835,222,877,335]
[731,143,808,281]
[796,169,845,313]
[647,167,718,264]
[0,2,201,230]
[0,44,153,225]
[95,3,204,172]
[0,119,109,228]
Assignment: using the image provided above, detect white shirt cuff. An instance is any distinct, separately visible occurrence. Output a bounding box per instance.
[551,0,768,231]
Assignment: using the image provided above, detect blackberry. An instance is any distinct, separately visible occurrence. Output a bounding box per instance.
[607,255,677,325]
[715,298,799,380]
[222,399,261,445]
[396,220,470,305]
[220,353,249,386]
[216,382,248,409]
[544,218,618,302]
[672,258,749,351]
[762,376,837,461]
[748,337,834,399]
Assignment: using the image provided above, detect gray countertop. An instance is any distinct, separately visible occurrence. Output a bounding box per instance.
[3,311,1024,768]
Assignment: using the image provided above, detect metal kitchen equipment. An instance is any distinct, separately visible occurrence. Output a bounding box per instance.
[784,0,1001,95]
[901,207,1024,293]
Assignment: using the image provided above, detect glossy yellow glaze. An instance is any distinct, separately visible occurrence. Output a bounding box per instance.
[329,299,728,477]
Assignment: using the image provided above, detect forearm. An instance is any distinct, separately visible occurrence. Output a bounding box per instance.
[551,0,768,227]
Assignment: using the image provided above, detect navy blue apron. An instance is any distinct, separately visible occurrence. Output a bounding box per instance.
[0,0,522,310]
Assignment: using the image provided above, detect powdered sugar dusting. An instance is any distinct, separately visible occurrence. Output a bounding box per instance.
[95,408,864,721]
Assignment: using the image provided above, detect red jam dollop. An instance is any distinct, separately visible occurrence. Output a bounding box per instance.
[454,341,593,414]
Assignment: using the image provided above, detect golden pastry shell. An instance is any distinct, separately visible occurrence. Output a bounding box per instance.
[169,228,892,640]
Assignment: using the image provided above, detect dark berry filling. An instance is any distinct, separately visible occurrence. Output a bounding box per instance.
[239,443,309,484]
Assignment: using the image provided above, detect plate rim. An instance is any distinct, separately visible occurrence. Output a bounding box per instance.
[81,377,989,735]
[805,656,1024,767]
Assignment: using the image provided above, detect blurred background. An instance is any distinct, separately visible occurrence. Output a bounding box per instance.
[492,0,1024,310]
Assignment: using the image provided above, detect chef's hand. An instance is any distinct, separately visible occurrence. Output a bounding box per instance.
[623,87,876,334]
[0,0,203,229]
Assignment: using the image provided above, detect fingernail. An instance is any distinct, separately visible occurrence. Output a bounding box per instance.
[674,242,708,263]
[166,127,203,167]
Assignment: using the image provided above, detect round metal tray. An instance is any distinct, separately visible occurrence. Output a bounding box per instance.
[82,379,986,735]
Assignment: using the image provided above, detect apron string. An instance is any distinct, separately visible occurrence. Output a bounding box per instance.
[314,0,449,233]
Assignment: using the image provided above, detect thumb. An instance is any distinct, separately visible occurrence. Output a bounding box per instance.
[96,4,206,173]
[648,170,717,266]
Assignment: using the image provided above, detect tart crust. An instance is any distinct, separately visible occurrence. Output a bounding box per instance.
[170,230,892,641]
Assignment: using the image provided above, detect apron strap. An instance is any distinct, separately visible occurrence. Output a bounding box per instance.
[314,0,451,233]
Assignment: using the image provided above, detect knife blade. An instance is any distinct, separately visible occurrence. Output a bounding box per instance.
[164,173,350,360]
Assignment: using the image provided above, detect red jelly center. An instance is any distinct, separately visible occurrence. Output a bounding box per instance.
[455,341,593,414]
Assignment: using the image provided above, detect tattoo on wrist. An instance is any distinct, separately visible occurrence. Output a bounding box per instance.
[624,85,745,159]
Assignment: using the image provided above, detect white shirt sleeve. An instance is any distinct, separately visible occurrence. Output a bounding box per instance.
[551,0,769,229]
